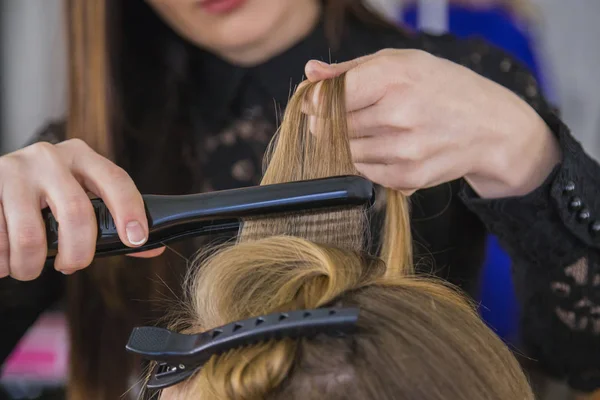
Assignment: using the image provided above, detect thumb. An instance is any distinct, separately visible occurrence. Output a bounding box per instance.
[305,60,338,82]
[305,53,378,82]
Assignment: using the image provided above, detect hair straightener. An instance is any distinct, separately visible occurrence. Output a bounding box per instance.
[43,175,374,263]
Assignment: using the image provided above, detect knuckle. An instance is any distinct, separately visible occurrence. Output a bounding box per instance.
[403,50,433,80]
[376,48,396,57]
[15,224,45,254]
[386,106,409,129]
[407,49,433,63]
[395,106,418,129]
[105,164,131,184]
[63,138,91,152]
[407,142,425,162]
[402,171,422,189]
[379,54,398,69]
[61,232,95,269]
[0,154,22,176]
[27,141,57,160]
[395,139,424,163]
[362,61,388,87]
[61,197,94,226]
[20,142,64,172]
[402,165,426,189]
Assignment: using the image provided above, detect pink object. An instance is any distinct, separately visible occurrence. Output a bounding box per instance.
[1,312,69,384]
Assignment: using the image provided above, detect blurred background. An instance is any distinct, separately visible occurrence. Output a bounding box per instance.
[0,0,598,399]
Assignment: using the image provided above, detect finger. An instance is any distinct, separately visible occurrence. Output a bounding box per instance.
[355,149,469,193]
[56,140,148,248]
[343,57,399,113]
[307,58,391,117]
[307,115,329,137]
[126,247,166,258]
[3,184,46,281]
[351,135,402,164]
[41,171,97,272]
[0,204,9,278]
[300,80,324,116]
[356,163,416,195]
[346,103,410,138]
[350,130,443,165]
[305,60,337,82]
[354,163,396,190]
[304,53,379,82]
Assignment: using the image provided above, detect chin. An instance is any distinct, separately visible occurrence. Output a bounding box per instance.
[171,0,295,62]
[197,17,280,58]
[148,0,312,64]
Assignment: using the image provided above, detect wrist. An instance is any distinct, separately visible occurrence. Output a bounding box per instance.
[466,108,562,199]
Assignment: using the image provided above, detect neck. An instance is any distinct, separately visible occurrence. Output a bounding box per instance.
[218,1,321,66]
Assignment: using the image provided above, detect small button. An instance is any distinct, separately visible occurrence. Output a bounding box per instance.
[569,197,583,211]
[591,221,600,237]
[500,58,512,72]
[577,209,591,222]
[563,181,576,194]
[526,84,538,98]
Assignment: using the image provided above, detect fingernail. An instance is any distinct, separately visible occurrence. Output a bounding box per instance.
[61,270,76,275]
[126,221,147,246]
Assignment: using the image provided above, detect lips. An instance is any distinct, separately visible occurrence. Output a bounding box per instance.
[197,0,247,14]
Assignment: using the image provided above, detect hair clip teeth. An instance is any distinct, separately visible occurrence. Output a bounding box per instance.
[147,362,195,390]
[129,307,359,390]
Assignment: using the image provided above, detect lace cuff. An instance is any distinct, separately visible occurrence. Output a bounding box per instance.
[459,113,600,392]
[459,111,600,253]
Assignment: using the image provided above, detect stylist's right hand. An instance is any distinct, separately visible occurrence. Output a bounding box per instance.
[0,139,161,281]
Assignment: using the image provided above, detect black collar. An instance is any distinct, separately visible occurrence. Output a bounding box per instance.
[189,13,413,130]
[190,18,335,127]
[248,18,334,108]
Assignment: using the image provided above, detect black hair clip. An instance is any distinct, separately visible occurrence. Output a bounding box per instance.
[126,307,359,390]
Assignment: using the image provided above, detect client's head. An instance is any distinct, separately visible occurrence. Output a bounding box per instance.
[160,235,532,400]
[149,74,533,399]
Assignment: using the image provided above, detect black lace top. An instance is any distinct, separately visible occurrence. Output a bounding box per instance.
[2,15,600,394]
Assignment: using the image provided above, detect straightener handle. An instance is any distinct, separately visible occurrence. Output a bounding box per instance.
[43,176,375,263]
[43,198,122,258]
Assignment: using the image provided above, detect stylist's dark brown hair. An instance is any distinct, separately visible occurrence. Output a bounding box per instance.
[64,0,399,399]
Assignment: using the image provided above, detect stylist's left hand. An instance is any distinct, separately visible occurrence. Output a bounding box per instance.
[304,49,561,198]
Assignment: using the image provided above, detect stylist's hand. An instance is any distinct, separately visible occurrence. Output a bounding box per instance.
[0,139,164,281]
[304,49,561,198]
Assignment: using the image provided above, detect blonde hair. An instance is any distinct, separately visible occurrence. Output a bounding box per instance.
[240,76,412,274]
[158,74,533,400]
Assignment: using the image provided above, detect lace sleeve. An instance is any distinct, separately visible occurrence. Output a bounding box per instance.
[461,141,600,391]
[448,39,600,391]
